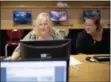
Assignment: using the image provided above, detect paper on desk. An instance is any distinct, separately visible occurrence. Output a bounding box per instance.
[70,56,82,67]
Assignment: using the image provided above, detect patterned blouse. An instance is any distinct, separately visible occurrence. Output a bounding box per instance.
[14,28,68,55]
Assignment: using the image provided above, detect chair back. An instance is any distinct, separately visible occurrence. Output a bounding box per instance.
[7,29,24,41]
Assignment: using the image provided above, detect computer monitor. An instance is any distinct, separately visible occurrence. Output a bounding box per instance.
[20,39,71,60]
[50,11,67,25]
[50,11,67,21]
[1,60,69,82]
[13,10,32,25]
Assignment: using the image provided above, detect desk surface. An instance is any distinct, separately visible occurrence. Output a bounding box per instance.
[0,54,110,82]
[69,54,110,82]
[1,24,109,30]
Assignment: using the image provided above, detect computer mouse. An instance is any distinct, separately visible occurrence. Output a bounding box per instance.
[86,56,97,62]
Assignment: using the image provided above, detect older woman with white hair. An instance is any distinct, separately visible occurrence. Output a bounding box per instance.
[5,12,68,60]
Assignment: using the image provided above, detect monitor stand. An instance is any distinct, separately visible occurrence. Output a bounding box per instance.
[54,21,62,26]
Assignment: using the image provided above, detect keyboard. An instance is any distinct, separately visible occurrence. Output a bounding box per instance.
[93,56,110,62]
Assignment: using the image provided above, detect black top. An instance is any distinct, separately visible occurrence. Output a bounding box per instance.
[76,29,110,54]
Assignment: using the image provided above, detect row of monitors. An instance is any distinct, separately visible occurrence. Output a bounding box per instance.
[13,10,100,25]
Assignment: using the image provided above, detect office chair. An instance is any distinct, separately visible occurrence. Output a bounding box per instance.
[5,29,24,57]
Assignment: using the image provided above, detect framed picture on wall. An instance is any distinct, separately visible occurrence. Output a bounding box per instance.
[83,9,101,22]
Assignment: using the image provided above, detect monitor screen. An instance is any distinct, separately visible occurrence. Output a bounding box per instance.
[20,39,70,60]
[83,10,100,22]
[13,10,32,25]
[50,11,67,21]
[1,60,67,82]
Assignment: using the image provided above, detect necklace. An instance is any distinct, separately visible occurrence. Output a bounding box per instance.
[94,41,96,44]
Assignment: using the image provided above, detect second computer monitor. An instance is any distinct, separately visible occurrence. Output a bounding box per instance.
[20,39,71,60]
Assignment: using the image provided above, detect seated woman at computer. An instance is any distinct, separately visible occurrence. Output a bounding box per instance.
[5,12,68,60]
[76,16,110,54]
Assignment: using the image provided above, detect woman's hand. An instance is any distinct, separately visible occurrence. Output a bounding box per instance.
[4,56,13,60]
[4,56,22,60]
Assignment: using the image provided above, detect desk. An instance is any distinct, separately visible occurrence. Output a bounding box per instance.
[69,54,110,82]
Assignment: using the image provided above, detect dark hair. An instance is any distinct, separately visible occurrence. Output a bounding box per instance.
[85,15,102,30]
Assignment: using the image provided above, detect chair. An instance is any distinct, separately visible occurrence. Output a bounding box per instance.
[5,29,24,57]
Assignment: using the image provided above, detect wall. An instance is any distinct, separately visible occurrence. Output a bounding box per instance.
[1,1,110,29]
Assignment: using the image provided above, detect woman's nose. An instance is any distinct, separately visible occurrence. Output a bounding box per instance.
[41,24,45,28]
